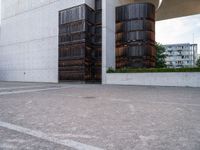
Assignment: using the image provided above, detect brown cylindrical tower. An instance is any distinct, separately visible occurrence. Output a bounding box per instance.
[116,3,156,68]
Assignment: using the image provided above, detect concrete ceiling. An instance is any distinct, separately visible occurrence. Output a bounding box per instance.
[156,0,200,20]
[124,0,200,20]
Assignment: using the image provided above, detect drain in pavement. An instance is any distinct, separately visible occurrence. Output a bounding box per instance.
[83,96,96,99]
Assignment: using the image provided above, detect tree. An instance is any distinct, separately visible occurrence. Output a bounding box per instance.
[197,58,200,68]
[155,43,167,68]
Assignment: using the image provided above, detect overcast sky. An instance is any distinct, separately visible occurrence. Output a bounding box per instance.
[156,14,200,54]
[0,1,199,54]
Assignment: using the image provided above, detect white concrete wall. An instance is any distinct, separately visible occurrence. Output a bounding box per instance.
[106,73,200,87]
[0,0,94,83]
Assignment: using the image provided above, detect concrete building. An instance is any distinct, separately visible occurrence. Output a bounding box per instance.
[0,0,95,83]
[164,43,198,68]
[0,0,200,83]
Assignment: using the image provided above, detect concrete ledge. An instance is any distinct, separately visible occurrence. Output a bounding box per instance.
[106,72,200,87]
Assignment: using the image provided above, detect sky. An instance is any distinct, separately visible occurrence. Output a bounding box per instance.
[156,14,200,54]
[0,1,199,54]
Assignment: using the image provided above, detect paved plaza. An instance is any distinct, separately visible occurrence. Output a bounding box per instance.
[0,82,199,150]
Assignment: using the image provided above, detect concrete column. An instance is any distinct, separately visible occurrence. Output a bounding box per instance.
[102,0,133,84]
[102,0,117,84]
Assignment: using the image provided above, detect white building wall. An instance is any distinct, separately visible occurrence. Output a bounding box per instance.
[0,0,94,83]
[106,73,200,87]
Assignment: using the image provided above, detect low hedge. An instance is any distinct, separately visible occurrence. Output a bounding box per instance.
[107,67,200,73]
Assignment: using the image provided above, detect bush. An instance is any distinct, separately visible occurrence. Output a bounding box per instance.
[197,58,200,68]
[155,43,167,68]
[107,67,115,73]
[107,67,200,73]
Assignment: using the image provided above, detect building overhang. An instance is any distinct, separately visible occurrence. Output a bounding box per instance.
[119,0,200,21]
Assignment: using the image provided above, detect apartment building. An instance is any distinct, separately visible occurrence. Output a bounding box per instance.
[164,43,198,68]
